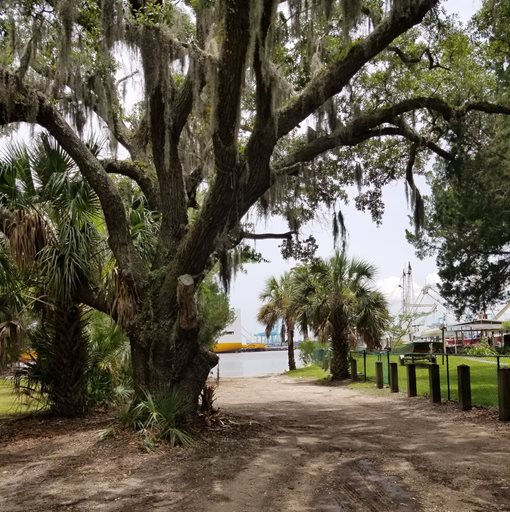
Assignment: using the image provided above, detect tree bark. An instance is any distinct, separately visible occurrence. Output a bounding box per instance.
[330,319,350,381]
[46,304,88,417]
[129,275,218,409]
[287,323,296,372]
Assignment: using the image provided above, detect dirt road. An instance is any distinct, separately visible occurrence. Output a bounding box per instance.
[1,375,510,511]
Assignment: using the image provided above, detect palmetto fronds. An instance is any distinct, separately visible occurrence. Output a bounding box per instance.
[3,208,53,269]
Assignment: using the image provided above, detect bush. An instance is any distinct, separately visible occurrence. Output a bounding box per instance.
[298,339,317,365]
[465,341,498,356]
[299,340,331,370]
[121,388,194,448]
[87,311,132,407]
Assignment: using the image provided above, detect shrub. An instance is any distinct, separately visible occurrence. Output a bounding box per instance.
[465,341,498,356]
[87,311,132,407]
[121,388,194,448]
[298,340,331,370]
[298,339,317,365]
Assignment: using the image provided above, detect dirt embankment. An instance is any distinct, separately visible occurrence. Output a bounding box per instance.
[1,376,510,512]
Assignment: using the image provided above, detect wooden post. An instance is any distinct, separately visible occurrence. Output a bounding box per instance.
[390,362,399,393]
[498,368,510,421]
[350,358,358,382]
[375,361,383,389]
[429,363,441,403]
[407,364,417,397]
[457,364,471,411]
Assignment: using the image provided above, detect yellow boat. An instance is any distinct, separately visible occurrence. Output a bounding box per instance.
[212,342,243,353]
[241,343,267,351]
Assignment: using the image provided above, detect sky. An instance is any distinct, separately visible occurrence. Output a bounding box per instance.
[230,0,484,340]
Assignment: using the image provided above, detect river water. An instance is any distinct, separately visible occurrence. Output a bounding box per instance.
[213,350,302,378]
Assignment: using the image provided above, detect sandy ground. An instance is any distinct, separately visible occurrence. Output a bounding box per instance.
[1,375,510,511]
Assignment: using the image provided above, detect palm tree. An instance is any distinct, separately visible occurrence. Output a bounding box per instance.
[0,135,106,416]
[289,264,316,341]
[257,273,297,371]
[304,252,381,380]
[356,290,390,351]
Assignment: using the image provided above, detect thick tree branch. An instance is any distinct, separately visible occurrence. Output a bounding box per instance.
[387,45,425,64]
[76,285,112,318]
[276,0,440,139]
[274,127,400,171]
[463,102,510,115]
[172,74,195,139]
[392,118,453,160]
[102,159,160,211]
[212,0,252,167]
[244,0,279,209]
[139,27,187,256]
[240,230,296,241]
[273,96,468,171]
[157,0,254,309]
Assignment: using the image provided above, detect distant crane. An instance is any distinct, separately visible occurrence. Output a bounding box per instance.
[495,303,510,320]
[398,263,436,341]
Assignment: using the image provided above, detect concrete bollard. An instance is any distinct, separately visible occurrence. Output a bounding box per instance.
[429,363,441,403]
[390,362,399,393]
[375,361,383,389]
[351,358,358,382]
[498,368,510,421]
[457,364,471,411]
[407,364,417,397]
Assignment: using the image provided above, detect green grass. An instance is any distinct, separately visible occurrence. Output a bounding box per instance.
[287,365,329,379]
[351,353,504,408]
[0,378,41,418]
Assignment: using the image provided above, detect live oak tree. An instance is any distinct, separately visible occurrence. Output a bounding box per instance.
[3,0,510,409]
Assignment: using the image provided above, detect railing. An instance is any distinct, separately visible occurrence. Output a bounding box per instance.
[349,350,510,419]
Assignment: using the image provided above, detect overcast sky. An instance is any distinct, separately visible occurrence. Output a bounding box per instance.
[232,0,483,340]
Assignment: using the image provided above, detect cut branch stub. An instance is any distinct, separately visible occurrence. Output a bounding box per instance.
[177,274,198,331]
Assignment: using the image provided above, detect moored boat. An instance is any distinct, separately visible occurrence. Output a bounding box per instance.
[241,343,267,351]
[212,342,243,353]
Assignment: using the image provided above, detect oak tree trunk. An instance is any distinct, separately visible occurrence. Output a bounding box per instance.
[129,275,218,411]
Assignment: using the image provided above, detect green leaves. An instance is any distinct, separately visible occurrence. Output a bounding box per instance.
[121,388,194,448]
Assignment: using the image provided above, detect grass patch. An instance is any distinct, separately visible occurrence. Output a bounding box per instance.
[351,353,503,408]
[0,378,41,418]
[287,365,329,380]
[0,379,19,417]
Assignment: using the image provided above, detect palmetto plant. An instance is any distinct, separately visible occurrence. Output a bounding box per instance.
[0,241,29,367]
[120,388,194,448]
[0,134,107,416]
[87,310,132,407]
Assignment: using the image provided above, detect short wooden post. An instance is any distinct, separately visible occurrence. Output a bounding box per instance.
[457,364,471,411]
[498,368,510,421]
[429,363,441,403]
[375,361,383,389]
[350,358,358,382]
[390,362,399,393]
[407,364,417,397]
